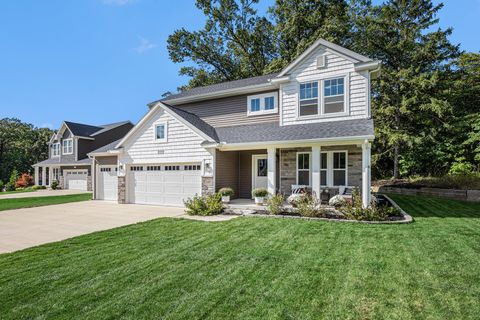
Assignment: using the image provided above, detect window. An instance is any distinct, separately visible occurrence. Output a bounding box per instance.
[247,93,278,115]
[299,81,319,116]
[297,152,311,185]
[100,167,111,172]
[320,152,327,186]
[184,165,201,171]
[147,165,162,171]
[62,139,73,155]
[333,152,347,186]
[52,168,60,181]
[323,77,345,114]
[155,123,167,142]
[257,159,267,177]
[165,165,180,171]
[51,143,60,157]
[130,166,144,171]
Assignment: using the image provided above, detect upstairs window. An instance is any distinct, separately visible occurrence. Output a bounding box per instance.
[62,139,73,155]
[154,123,167,142]
[247,93,278,116]
[324,78,345,114]
[299,81,319,116]
[51,143,60,157]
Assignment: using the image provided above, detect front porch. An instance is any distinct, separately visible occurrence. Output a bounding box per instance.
[214,141,372,207]
[33,162,92,191]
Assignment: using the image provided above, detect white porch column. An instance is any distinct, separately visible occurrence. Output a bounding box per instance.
[48,167,52,186]
[362,140,372,208]
[41,167,46,186]
[267,147,276,195]
[311,145,321,199]
[34,166,39,185]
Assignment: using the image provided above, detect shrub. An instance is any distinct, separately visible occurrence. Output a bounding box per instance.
[51,180,59,190]
[8,169,19,189]
[0,181,4,192]
[266,193,285,215]
[218,187,234,197]
[296,193,323,218]
[251,188,268,198]
[449,161,475,176]
[184,193,224,216]
[15,173,34,188]
[5,182,16,192]
[341,190,400,221]
[328,195,347,208]
[32,185,47,190]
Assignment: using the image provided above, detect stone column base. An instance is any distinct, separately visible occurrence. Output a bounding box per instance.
[202,176,214,195]
[118,176,126,204]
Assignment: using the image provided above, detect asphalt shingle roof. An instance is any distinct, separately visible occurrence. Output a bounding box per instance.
[63,121,131,137]
[157,73,279,103]
[164,104,219,141]
[89,139,122,154]
[34,158,92,166]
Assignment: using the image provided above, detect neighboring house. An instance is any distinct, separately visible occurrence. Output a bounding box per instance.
[90,39,380,206]
[33,121,133,191]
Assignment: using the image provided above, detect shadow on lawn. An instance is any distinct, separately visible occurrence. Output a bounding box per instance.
[387,194,480,219]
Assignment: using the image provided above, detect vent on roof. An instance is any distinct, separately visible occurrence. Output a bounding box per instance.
[317,55,326,69]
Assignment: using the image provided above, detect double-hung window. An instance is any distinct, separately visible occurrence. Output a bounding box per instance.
[297,152,311,186]
[248,93,278,115]
[320,152,327,186]
[154,123,167,142]
[299,81,319,116]
[332,152,347,186]
[324,78,345,114]
[62,139,73,155]
[51,143,60,157]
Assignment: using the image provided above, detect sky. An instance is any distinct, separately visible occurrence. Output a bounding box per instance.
[0,0,478,130]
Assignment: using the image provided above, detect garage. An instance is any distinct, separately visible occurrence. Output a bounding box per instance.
[64,170,88,190]
[97,166,118,201]
[128,164,202,206]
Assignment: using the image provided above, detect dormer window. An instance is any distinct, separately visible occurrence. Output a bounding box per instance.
[247,93,278,116]
[51,143,60,157]
[62,139,73,155]
[154,123,167,142]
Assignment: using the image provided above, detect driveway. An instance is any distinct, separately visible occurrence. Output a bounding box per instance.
[0,201,185,253]
[0,189,90,200]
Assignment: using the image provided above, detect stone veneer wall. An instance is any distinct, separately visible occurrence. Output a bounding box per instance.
[279,145,363,196]
[59,176,65,189]
[118,176,126,204]
[202,176,214,195]
[87,175,92,191]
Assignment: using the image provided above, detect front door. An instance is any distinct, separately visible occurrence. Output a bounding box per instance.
[252,154,268,192]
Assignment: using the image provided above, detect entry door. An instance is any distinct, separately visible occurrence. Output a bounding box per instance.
[252,155,268,191]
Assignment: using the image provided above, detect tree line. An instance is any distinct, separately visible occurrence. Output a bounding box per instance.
[166,0,480,179]
[0,118,53,183]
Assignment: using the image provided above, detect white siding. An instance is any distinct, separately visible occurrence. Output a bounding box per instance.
[281,47,369,126]
[119,108,212,165]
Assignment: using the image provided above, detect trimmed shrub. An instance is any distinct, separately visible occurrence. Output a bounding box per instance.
[266,193,285,215]
[15,173,34,188]
[32,185,47,190]
[184,193,224,216]
[218,187,234,197]
[51,180,59,190]
[296,193,323,218]
[251,188,268,198]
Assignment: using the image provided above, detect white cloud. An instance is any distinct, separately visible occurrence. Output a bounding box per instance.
[102,0,136,6]
[134,37,157,54]
[40,123,54,129]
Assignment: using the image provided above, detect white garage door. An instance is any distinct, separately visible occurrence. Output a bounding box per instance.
[64,170,88,190]
[128,164,202,206]
[97,166,118,201]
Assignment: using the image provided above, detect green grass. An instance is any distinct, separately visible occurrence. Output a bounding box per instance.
[0,193,92,211]
[0,194,479,319]
[0,188,36,195]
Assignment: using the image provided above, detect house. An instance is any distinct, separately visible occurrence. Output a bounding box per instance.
[33,121,134,191]
[90,39,379,206]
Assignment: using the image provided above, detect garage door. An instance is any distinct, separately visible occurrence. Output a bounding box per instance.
[64,170,88,190]
[128,164,202,206]
[97,166,118,201]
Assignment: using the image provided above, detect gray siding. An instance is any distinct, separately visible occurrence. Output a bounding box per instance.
[96,156,118,166]
[77,123,133,160]
[215,150,239,198]
[176,91,279,128]
[238,150,267,199]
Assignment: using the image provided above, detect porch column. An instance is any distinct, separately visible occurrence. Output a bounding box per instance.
[311,145,321,199]
[34,166,39,185]
[362,140,372,208]
[41,166,46,186]
[267,147,276,195]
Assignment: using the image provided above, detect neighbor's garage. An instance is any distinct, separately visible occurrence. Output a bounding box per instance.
[64,170,88,190]
[128,164,202,206]
[97,165,118,201]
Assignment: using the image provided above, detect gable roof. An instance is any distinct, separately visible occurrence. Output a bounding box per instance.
[88,139,122,155]
[56,120,132,139]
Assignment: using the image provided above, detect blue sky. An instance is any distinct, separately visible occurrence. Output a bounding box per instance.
[0,0,478,129]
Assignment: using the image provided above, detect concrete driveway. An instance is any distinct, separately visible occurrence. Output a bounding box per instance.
[0,201,185,254]
[0,189,90,200]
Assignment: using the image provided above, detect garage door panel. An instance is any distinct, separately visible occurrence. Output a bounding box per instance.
[65,171,88,191]
[128,164,201,206]
[98,167,118,201]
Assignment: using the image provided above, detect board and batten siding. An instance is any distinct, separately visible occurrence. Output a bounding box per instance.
[281,48,369,126]
[119,108,212,165]
[176,91,279,128]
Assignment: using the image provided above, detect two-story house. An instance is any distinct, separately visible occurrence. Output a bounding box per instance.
[33,121,133,191]
[90,39,380,206]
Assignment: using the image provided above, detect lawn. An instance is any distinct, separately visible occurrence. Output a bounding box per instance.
[0,188,36,195]
[0,193,92,211]
[0,194,479,319]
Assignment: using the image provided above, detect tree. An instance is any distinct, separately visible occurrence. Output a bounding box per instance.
[167,0,277,91]
[358,0,460,178]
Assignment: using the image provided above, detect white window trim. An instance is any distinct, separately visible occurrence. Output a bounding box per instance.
[62,139,73,155]
[297,73,350,120]
[51,143,60,157]
[247,92,278,116]
[296,152,312,186]
[320,150,348,187]
[154,122,168,143]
